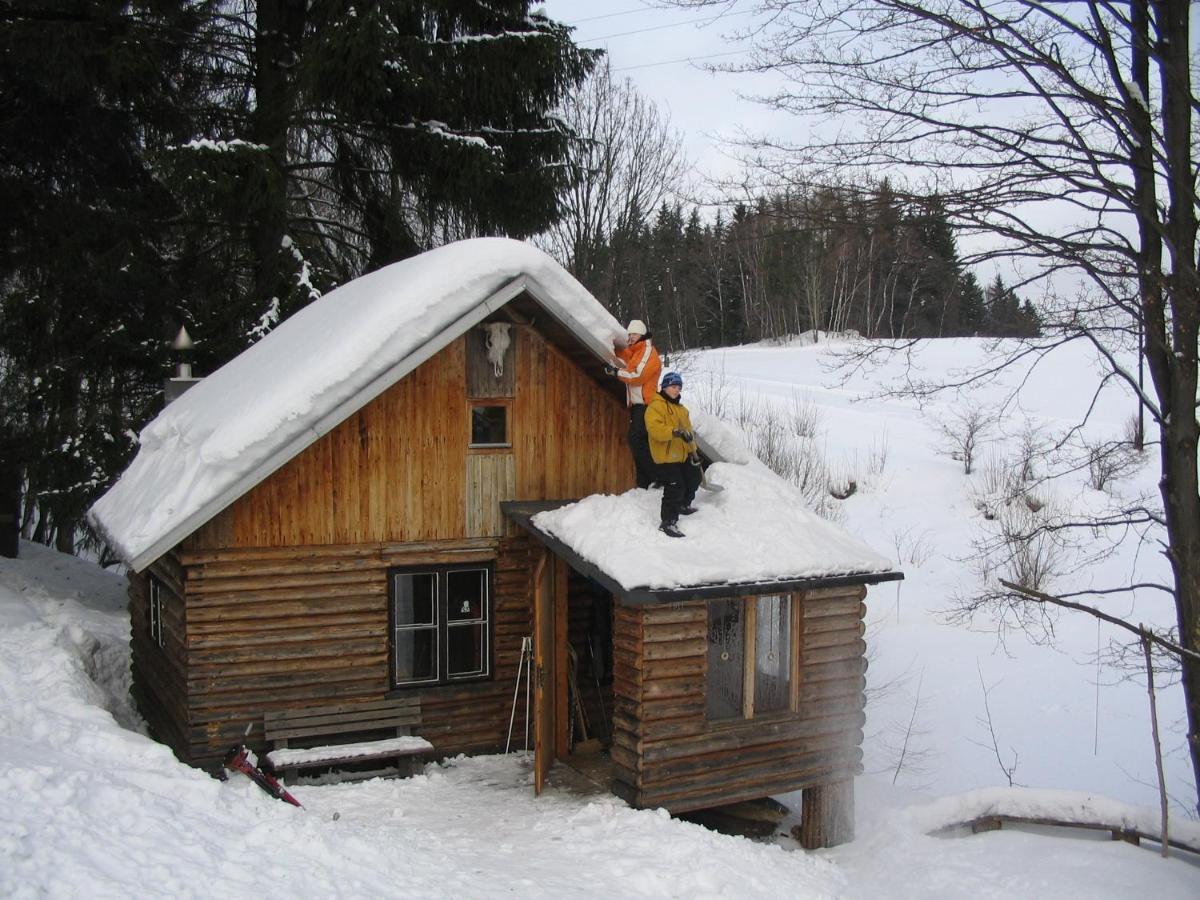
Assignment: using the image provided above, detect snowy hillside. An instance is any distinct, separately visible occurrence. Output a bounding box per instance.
[684,336,1194,812]
[3,336,1199,898]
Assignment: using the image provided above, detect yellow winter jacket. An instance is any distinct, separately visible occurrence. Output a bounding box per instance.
[644,392,698,464]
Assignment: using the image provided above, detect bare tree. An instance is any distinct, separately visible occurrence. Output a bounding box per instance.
[933,405,997,475]
[673,0,1200,811]
[546,58,688,289]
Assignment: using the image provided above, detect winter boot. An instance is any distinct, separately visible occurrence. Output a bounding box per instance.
[679,506,698,515]
[659,521,684,538]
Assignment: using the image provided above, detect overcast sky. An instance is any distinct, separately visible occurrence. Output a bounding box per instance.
[541,0,798,193]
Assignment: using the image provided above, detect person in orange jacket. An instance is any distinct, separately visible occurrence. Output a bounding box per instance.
[611,319,662,488]
[644,371,702,538]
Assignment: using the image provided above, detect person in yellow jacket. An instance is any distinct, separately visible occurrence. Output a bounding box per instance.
[611,319,662,488]
[644,371,702,538]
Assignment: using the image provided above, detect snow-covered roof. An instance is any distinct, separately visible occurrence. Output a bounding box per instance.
[88,238,626,571]
[518,435,897,598]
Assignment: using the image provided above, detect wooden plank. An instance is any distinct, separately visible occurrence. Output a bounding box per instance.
[641,745,863,796]
[635,762,862,813]
[465,453,516,538]
[804,639,867,666]
[801,623,866,650]
[639,710,867,763]
[640,730,859,783]
[641,604,706,625]
[803,657,869,684]
[642,620,707,643]
[803,598,866,620]
[643,638,707,661]
[801,613,866,635]
[180,538,499,567]
[803,585,867,603]
[187,569,382,597]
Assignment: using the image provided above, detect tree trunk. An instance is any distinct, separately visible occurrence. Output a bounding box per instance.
[250,1,305,322]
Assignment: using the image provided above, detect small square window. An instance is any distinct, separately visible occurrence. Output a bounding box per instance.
[470,405,508,446]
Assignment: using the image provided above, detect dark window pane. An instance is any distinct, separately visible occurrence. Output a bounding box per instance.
[394,627,437,683]
[707,599,744,719]
[754,595,791,713]
[447,569,486,621]
[471,406,507,445]
[394,572,436,625]
[447,623,486,677]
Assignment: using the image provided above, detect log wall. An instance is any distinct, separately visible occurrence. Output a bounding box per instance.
[610,585,868,813]
[128,557,189,756]
[164,536,537,769]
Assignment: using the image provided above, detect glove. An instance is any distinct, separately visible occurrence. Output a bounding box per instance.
[672,429,693,443]
[604,365,618,376]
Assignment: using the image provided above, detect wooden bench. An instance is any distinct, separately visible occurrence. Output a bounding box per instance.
[264,697,432,784]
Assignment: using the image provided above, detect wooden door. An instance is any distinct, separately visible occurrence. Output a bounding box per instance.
[533,550,556,794]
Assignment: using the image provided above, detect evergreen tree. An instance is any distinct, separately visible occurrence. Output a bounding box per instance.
[0,1,597,554]
[0,1,208,550]
[165,1,599,368]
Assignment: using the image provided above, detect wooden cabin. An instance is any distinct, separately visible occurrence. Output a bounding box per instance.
[89,238,900,848]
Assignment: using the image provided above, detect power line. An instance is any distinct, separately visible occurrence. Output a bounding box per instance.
[613,47,747,71]
[576,8,755,45]
[562,5,659,25]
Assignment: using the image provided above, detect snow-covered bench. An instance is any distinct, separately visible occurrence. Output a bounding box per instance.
[264,697,431,784]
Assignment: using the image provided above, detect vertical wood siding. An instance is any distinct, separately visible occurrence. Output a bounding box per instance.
[185,324,631,552]
[611,586,868,813]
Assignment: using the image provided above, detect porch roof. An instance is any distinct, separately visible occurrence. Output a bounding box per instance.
[502,481,902,607]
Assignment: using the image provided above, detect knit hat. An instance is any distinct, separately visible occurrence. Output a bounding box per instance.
[661,371,683,389]
[626,319,647,335]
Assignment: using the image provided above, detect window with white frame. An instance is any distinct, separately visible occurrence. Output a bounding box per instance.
[706,594,795,720]
[390,564,492,687]
[148,576,165,647]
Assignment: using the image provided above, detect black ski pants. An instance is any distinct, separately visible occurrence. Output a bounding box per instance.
[628,404,656,489]
[655,460,702,526]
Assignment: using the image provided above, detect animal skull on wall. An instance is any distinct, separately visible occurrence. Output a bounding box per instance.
[483,322,512,379]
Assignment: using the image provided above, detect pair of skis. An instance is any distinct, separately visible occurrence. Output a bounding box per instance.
[222,745,303,808]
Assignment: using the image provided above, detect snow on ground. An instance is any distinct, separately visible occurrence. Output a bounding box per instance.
[684,336,1196,815]
[6,335,1200,897]
[2,543,1197,898]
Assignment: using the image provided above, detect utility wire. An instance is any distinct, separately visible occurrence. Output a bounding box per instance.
[562,5,660,25]
[577,8,754,44]
[614,48,747,71]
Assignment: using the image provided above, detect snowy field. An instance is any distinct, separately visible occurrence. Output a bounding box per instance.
[3,336,1200,897]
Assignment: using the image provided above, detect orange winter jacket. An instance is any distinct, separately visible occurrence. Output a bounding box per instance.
[616,336,662,406]
[644,392,698,464]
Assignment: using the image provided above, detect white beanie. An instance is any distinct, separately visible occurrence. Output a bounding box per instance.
[626,319,647,335]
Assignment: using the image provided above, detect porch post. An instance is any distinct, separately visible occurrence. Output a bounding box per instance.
[799,779,855,848]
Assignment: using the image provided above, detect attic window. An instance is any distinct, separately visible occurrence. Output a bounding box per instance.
[469,402,509,448]
[706,594,795,721]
